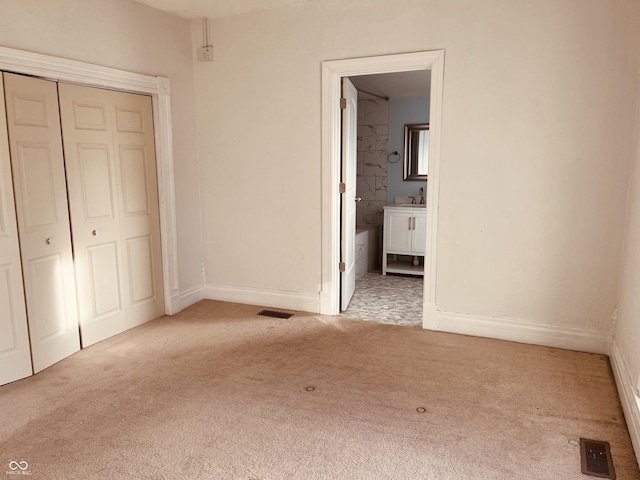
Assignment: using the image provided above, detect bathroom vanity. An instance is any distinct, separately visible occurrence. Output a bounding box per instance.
[382,205,426,276]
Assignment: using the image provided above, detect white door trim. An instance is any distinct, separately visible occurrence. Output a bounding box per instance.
[0,45,180,315]
[320,50,445,326]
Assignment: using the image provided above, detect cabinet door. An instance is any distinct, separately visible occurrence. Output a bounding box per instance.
[3,72,80,373]
[412,213,427,254]
[385,211,413,253]
[0,74,32,386]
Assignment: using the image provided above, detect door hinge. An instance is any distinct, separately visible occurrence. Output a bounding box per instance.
[339,262,346,272]
[340,98,347,109]
[339,182,346,193]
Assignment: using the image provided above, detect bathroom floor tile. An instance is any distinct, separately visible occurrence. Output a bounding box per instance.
[341,272,423,327]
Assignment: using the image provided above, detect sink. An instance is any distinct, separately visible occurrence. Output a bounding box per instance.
[398,203,426,208]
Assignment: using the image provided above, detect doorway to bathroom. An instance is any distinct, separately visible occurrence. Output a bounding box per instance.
[319,50,445,328]
[340,71,430,326]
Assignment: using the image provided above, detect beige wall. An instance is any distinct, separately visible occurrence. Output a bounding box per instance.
[9,0,631,342]
[616,89,640,388]
[612,50,640,458]
[0,0,203,292]
[193,0,640,331]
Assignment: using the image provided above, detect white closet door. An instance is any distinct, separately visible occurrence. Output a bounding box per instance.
[59,84,164,347]
[110,90,164,329]
[58,83,126,347]
[0,74,32,386]
[3,73,80,373]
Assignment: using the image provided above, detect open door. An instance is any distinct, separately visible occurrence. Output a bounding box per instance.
[340,78,358,311]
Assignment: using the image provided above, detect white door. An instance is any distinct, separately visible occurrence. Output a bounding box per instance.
[3,72,80,373]
[110,90,164,329]
[58,83,126,347]
[340,78,358,311]
[59,83,164,347]
[0,74,32,386]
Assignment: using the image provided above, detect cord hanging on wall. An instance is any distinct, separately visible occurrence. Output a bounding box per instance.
[388,151,401,163]
[198,18,214,62]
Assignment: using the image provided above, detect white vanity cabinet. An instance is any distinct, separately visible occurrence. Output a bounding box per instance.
[382,206,426,275]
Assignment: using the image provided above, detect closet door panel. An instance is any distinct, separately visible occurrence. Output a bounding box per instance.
[58,83,126,347]
[16,143,57,230]
[0,267,21,350]
[87,242,121,315]
[0,74,32,386]
[126,234,154,303]
[120,146,150,215]
[28,254,68,338]
[3,72,80,373]
[78,145,115,219]
[110,91,164,328]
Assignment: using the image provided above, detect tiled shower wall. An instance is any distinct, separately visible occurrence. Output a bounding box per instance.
[357,97,389,226]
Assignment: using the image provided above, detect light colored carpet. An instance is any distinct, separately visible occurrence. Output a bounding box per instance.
[0,300,638,479]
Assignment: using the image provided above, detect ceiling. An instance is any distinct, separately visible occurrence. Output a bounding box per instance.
[132,0,314,19]
[350,70,431,99]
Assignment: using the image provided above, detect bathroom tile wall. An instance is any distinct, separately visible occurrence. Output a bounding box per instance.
[357,96,389,227]
[355,226,379,279]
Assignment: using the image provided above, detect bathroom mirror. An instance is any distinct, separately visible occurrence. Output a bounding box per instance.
[403,123,429,181]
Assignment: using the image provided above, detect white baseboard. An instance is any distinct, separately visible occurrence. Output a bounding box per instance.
[167,284,205,315]
[168,289,182,315]
[205,283,320,313]
[179,284,205,311]
[185,284,610,354]
[427,310,610,354]
[610,339,640,462]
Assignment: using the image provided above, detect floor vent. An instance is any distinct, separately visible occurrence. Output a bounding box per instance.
[257,310,293,319]
[580,438,616,479]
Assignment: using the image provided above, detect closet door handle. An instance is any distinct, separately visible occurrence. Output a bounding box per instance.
[92,229,101,236]
[46,237,54,245]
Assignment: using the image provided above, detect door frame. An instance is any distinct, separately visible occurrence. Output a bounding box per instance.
[320,50,445,328]
[0,45,180,315]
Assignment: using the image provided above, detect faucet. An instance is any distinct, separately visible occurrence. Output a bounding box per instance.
[418,187,425,204]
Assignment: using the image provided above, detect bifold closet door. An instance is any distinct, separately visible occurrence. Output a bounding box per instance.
[58,83,164,347]
[0,74,33,385]
[57,84,126,347]
[108,89,164,329]
[3,72,80,373]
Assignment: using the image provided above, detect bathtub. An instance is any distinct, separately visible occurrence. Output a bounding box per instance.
[355,225,381,279]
